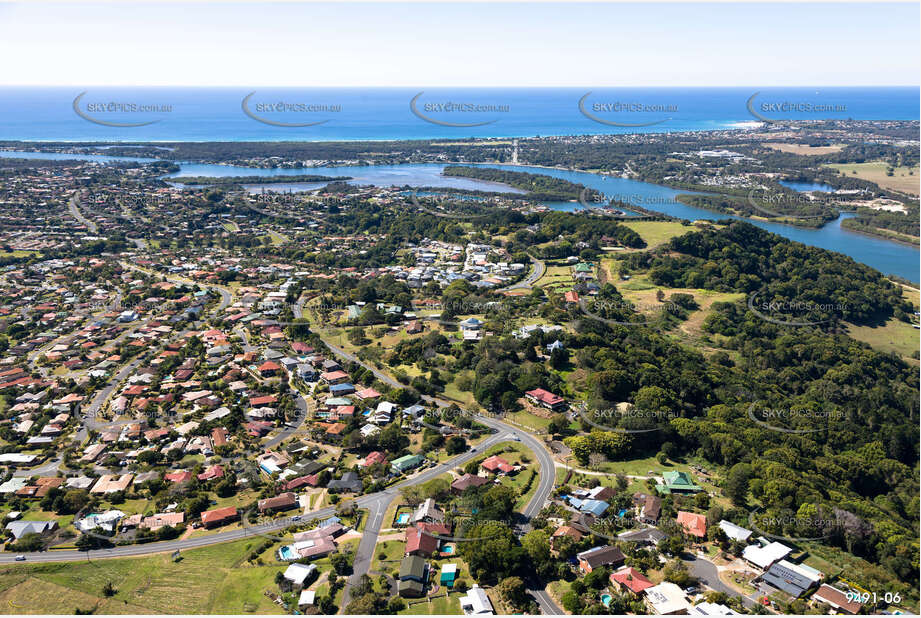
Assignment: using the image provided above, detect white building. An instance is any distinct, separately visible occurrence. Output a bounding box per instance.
[718,520,752,542]
[460,584,495,615]
[742,541,792,569]
[644,582,691,615]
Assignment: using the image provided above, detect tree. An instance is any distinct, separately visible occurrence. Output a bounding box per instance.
[458,522,526,583]
[663,559,692,587]
[495,576,529,611]
[445,436,467,455]
[521,530,552,577]
[724,463,753,506]
[561,590,584,613]
[344,592,387,614]
[330,550,353,576]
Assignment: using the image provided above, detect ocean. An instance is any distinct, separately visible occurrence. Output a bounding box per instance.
[0,87,916,142]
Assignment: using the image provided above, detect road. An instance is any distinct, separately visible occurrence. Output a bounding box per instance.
[500,254,545,292]
[1,291,561,614]
[686,554,758,609]
[68,193,98,234]
[296,302,561,613]
[264,383,308,449]
[341,431,512,608]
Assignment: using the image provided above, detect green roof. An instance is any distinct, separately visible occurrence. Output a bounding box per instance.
[391,454,424,471]
[656,470,702,494]
[399,555,426,580]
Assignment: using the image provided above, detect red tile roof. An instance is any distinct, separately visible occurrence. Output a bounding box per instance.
[610,567,654,594]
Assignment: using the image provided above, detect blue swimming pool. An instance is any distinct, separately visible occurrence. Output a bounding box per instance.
[279,545,297,561]
[443,545,455,554]
[396,513,410,525]
[601,594,612,607]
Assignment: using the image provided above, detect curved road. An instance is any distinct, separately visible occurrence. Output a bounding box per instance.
[500,254,545,292]
[2,291,561,614]
[296,300,560,613]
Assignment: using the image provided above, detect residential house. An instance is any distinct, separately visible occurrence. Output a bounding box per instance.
[677,511,707,539]
[610,566,654,596]
[811,584,863,614]
[577,545,625,573]
[645,582,691,615]
[760,560,823,598]
[327,471,362,493]
[524,388,567,411]
[258,492,298,514]
[391,454,424,474]
[657,471,702,495]
[742,541,792,569]
[460,584,495,615]
[451,473,489,494]
[200,506,239,528]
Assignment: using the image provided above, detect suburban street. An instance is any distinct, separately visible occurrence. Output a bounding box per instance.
[499,254,545,292]
[298,301,562,613]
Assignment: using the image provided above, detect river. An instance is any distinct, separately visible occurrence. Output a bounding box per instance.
[1,150,916,282]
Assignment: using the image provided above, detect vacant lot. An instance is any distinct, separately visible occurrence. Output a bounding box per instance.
[824,161,920,195]
[621,220,698,248]
[0,539,284,614]
[845,318,920,364]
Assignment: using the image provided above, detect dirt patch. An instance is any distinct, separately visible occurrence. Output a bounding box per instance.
[763,142,844,155]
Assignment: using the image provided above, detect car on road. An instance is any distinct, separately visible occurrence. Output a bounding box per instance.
[512,436,520,441]
[291,516,301,521]
[14,555,25,561]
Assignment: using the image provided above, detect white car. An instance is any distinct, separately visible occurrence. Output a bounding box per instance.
[14,555,25,561]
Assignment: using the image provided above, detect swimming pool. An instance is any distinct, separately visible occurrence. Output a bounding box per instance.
[442,545,455,554]
[396,513,410,525]
[279,545,297,561]
[601,594,612,607]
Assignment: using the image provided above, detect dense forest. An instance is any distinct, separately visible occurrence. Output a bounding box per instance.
[446,222,919,594]
[621,221,914,324]
[442,165,601,201]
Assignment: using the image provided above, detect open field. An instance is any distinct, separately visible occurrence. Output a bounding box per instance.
[620,220,697,248]
[0,538,284,614]
[845,318,920,363]
[763,142,845,155]
[824,161,920,195]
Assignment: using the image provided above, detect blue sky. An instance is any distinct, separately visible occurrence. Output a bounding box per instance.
[0,2,917,86]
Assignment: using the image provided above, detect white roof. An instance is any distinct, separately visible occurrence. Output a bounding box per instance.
[645,582,690,615]
[460,585,494,615]
[689,601,741,615]
[298,590,316,606]
[718,520,752,542]
[283,562,317,584]
[441,563,458,574]
[743,541,792,568]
